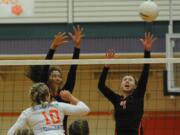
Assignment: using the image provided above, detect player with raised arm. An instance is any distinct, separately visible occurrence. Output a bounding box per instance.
[8,83,90,135]
[26,25,84,134]
[98,32,156,135]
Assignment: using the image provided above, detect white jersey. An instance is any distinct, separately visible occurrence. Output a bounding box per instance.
[7,101,90,135]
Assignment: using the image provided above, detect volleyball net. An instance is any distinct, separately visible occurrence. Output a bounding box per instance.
[0,58,180,135]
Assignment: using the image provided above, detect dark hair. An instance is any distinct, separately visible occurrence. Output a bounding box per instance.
[14,129,34,135]
[69,120,89,135]
[25,66,62,83]
[25,65,44,83]
[132,75,138,86]
[29,83,49,106]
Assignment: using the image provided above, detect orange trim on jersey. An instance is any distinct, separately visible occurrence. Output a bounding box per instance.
[114,128,117,135]
[138,120,142,135]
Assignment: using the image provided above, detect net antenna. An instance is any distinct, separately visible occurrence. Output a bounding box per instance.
[164,0,180,95]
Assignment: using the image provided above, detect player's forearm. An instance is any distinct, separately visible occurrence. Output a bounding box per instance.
[73,47,80,59]
[45,49,55,59]
[69,95,79,105]
[98,66,109,90]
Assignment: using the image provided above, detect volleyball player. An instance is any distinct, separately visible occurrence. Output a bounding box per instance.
[69,120,89,135]
[26,25,84,134]
[8,83,90,135]
[98,32,156,135]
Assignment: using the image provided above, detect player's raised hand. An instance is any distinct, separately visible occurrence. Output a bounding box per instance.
[50,32,68,49]
[105,49,115,67]
[140,32,156,51]
[59,90,72,102]
[68,25,84,48]
[106,48,115,59]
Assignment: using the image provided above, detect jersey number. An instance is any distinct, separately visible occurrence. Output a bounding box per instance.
[42,109,60,125]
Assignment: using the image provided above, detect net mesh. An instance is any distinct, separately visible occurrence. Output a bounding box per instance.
[0,59,180,135]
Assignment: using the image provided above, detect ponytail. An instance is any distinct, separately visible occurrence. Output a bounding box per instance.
[29,83,49,107]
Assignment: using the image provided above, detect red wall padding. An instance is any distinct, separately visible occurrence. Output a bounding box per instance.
[143,117,180,135]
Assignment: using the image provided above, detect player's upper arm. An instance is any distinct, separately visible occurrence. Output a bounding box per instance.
[7,112,28,135]
[58,101,90,116]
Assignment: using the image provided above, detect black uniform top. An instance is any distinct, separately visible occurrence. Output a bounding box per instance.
[98,51,150,135]
[40,47,80,134]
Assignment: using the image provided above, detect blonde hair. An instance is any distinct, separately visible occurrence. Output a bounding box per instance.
[29,83,49,107]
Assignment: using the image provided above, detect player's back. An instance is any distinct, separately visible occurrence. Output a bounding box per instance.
[24,102,64,135]
[8,100,89,135]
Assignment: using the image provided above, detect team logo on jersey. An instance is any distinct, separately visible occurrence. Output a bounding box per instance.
[120,100,127,109]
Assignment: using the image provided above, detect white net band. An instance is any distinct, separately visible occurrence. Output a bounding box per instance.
[0,58,180,65]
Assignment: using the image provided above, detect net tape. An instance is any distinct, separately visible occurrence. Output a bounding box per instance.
[0,58,180,65]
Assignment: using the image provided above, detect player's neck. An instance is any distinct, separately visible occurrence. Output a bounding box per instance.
[122,91,133,98]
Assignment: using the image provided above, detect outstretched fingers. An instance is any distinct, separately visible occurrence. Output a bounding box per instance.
[141,32,157,51]
[70,25,85,48]
[106,48,115,59]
